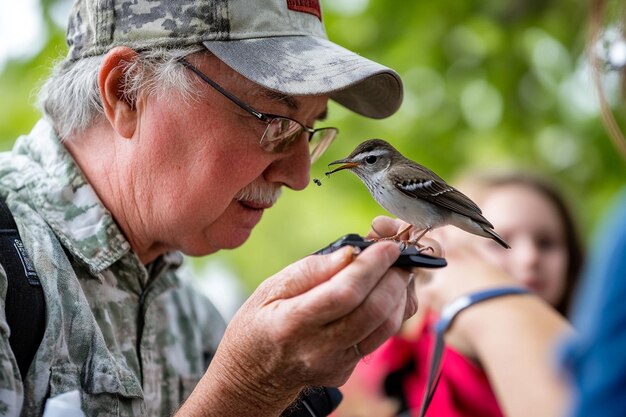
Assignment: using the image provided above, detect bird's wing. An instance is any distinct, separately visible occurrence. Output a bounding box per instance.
[390,164,494,227]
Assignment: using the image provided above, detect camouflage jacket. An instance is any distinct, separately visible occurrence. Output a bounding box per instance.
[0,121,226,416]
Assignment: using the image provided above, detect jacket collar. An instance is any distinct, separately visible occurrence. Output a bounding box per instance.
[17,120,136,276]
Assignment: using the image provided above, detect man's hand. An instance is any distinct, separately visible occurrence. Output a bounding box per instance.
[179,216,442,416]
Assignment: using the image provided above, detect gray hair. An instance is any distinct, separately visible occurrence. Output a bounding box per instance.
[37,46,206,139]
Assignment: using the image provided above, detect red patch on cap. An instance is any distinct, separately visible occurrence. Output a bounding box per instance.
[287,0,322,21]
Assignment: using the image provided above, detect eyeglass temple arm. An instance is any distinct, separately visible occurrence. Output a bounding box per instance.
[178,58,268,122]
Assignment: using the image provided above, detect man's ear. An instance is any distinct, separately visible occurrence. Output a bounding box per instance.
[99,47,140,139]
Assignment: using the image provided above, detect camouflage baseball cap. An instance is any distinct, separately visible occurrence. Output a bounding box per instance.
[65,0,403,119]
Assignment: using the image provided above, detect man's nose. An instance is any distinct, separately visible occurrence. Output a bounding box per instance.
[263,136,311,190]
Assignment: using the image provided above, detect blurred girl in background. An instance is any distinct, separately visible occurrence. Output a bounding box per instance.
[333,171,584,417]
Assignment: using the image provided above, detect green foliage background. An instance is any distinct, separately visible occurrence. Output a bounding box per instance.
[1,0,625,294]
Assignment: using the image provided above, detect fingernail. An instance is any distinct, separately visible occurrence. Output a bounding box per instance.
[331,246,358,263]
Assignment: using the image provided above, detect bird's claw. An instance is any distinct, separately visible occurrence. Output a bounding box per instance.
[416,245,434,254]
[370,237,431,254]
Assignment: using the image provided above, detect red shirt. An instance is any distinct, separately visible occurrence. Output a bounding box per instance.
[348,313,504,417]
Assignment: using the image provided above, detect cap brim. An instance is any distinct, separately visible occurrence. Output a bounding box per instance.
[203,36,403,119]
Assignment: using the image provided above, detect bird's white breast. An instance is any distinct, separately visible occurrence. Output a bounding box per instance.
[360,170,444,229]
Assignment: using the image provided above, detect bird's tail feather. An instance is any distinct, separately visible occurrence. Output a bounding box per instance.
[481,226,511,249]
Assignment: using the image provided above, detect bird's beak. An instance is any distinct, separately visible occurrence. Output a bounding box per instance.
[325,159,360,176]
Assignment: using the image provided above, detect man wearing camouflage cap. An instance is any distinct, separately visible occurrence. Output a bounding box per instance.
[0,0,435,415]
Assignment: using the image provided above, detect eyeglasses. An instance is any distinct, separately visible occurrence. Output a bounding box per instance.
[179,58,338,163]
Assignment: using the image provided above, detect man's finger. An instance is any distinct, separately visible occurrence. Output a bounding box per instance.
[261,246,357,304]
[367,216,410,239]
[287,241,401,322]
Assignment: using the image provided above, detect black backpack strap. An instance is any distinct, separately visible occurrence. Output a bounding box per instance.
[0,198,46,379]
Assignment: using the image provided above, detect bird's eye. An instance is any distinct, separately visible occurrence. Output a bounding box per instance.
[365,155,377,164]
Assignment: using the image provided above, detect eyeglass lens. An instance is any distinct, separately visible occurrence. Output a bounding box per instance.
[260,118,337,162]
[309,129,337,162]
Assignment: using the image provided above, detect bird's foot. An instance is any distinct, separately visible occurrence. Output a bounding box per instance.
[370,235,434,255]
[371,235,403,243]
[370,223,413,243]
[414,243,435,254]
[400,227,435,253]
[369,225,434,254]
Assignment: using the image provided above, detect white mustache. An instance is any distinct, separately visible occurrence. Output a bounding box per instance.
[234,181,282,206]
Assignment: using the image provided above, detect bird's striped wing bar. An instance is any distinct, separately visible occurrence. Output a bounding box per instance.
[392,172,493,226]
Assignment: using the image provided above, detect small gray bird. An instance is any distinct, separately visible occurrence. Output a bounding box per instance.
[326,139,510,249]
